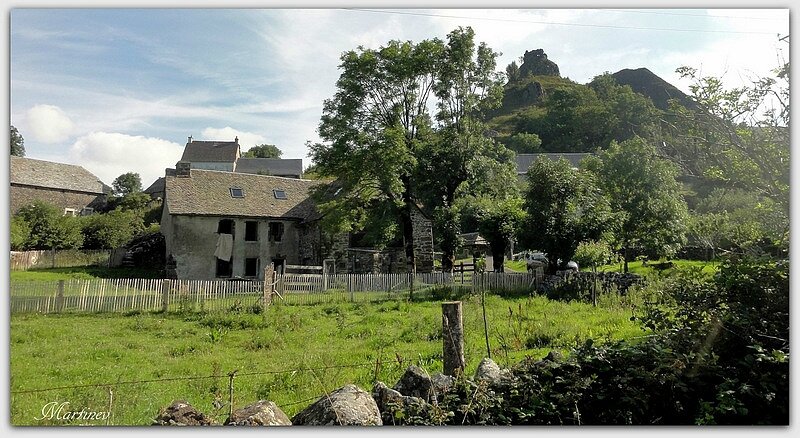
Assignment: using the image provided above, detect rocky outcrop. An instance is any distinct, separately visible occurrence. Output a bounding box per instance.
[519,49,560,77]
[153,400,216,426]
[291,384,382,426]
[225,400,291,426]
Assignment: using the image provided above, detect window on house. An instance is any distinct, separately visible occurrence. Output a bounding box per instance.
[230,187,244,198]
[272,258,285,275]
[64,208,78,217]
[216,258,233,278]
[245,258,259,278]
[218,219,235,238]
[80,207,94,216]
[245,221,258,241]
[273,189,287,200]
[268,222,284,242]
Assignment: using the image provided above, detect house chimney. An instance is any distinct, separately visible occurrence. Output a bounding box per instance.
[187,135,193,144]
[176,161,192,178]
[234,136,239,144]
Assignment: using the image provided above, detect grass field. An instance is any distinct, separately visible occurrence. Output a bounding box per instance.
[10,290,648,426]
[10,267,163,282]
[594,259,720,277]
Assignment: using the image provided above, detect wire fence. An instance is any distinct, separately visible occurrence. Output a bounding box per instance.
[10,249,124,271]
[9,349,445,426]
[10,272,543,314]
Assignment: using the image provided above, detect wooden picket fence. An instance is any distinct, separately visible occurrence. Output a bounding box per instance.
[9,271,543,314]
[9,249,124,271]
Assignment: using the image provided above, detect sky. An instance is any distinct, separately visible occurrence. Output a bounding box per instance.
[5,3,791,188]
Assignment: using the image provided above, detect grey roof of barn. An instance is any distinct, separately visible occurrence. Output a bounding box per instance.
[235,158,303,177]
[180,140,240,162]
[459,232,489,247]
[144,177,166,194]
[164,169,327,221]
[10,156,107,194]
[515,153,592,174]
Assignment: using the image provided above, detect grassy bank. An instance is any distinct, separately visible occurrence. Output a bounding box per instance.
[10,291,646,425]
[9,267,163,282]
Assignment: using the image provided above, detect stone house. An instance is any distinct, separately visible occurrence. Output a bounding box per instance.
[161,163,325,280]
[9,156,108,215]
[179,136,241,172]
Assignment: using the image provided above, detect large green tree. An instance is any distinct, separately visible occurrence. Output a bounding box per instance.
[112,172,143,197]
[584,137,689,272]
[11,125,25,156]
[520,157,616,273]
[242,144,282,158]
[415,26,509,271]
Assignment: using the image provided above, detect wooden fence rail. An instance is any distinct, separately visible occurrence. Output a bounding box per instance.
[10,272,542,314]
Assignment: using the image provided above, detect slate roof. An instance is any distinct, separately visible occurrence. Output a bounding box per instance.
[10,156,106,194]
[144,177,165,195]
[235,158,303,178]
[180,140,240,162]
[515,153,591,174]
[164,169,327,221]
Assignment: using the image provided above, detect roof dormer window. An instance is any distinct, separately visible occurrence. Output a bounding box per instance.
[273,189,287,200]
[230,187,244,198]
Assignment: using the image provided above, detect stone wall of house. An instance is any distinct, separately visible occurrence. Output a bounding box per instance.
[411,207,434,273]
[163,214,305,280]
[346,248,406,274]
[10,184,106,215]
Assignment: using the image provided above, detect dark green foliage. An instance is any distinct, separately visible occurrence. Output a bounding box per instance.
[500,132,542,153]
[11,125,25,156]
[520,157,616,272]
[125,231,166,269]
[10,216,30,250]
[15,201,83,250]
[81,209,140,249]
[242,144,282,158]
[583,137,689,271]
[407,258,788,425]
[112,172,143,197]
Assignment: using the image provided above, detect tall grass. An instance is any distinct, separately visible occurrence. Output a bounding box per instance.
[10,290,645,425]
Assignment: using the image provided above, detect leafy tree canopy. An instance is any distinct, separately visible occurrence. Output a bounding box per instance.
[242,144,282,158]
[112,172,143,197]
[11,125,25,157]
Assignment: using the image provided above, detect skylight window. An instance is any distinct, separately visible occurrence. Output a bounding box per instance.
[230,187,244,198]
[273,189,287,200]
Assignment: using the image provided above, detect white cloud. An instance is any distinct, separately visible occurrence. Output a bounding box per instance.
[26,104,74,143]
[199,127,267,151]
[69,132,184,187]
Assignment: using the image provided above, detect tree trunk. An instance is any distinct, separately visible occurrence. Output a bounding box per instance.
[442,252,455,273]
[490,242,505,273]
[623,246,630,273]
[400,178,416,274]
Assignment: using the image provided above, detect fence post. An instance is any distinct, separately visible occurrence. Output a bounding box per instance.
[442,301,465,377]
[161,279,170,313]
[263,263,274,306]
[56,280,65,313]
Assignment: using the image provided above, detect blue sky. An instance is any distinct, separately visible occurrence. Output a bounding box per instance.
[7,6,790,187]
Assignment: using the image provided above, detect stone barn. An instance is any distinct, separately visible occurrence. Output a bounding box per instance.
[161,164,326,280]
[10,156,108,215]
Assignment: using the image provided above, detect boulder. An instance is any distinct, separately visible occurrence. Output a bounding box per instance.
[393,365,435,402]
[430,373,455,397]
[225,400,291,426]
[372,381,430,424]
[291,384,381,426]
[153,400,216,426]
[519,49,560,77]
[474,357,511,385]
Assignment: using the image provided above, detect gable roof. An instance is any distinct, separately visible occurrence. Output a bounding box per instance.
[180,140,240,163]
[515,153,591,174]
[235,158,303,177]
[144,177,165,195]
[164,169,327,221]
[10,156,107,194]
